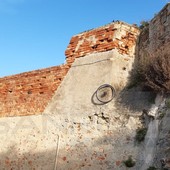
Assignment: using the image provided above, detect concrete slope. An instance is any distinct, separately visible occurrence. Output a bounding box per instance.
[45,50,133,116]
[43,50,143,170]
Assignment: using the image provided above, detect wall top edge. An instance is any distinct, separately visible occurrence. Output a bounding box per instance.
[151,3,170,22]
[72,21,139,37]
[0,64,67,80]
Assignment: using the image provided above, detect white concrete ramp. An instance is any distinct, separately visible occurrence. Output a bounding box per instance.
[45,50,133,116]
[44,50,140,170]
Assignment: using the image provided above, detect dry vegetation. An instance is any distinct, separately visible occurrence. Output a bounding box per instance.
[134,53,170,93]
[145,54,170,93]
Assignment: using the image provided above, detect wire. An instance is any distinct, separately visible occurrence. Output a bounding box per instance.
[72,58,110,67]
[91,84,115,105]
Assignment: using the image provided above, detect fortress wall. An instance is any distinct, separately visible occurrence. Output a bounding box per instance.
[0,21,141,169]
[42,23,141,170]
[0,65,70,117]
[138,3,170,59]
[0,3,169,169]
[0,22,139,118]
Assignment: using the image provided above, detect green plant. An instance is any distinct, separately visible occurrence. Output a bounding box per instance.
[147,166,157,170]
[139,20,149,29]
[144,54,170,93]
[123,156,136,168]
[135,127,147,143]
[158,112,166,119]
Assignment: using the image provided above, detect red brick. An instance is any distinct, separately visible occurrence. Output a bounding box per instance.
[0,65,70,117]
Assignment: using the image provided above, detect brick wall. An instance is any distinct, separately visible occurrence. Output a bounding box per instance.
[0,65,70,117]
[65,21,139,65]
[0,22,139,117]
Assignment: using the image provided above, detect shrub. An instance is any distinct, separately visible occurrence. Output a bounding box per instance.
[133,51,151,84]
[123,156,136,167]
[144,54,170,93]
[139,20,149,29]
[134,53,170,93]
[158,112,166,119]
[135,127,147,143]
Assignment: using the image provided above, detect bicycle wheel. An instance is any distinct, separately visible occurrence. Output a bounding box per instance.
[96,84,115,104]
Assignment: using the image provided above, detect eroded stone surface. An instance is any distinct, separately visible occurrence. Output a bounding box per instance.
[0,3,169,170]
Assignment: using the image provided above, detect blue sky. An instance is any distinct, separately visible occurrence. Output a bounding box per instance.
[0,0,168,77]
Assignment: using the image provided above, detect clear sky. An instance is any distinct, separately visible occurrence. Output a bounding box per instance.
[0,0,168,77]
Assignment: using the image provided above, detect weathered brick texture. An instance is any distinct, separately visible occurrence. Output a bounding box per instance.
[0,22,139,117]
[65,21,139,64]
[0,65,70,117]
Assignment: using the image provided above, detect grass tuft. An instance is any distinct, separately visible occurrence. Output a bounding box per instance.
[135,127,147,143]
[123,156,136,168]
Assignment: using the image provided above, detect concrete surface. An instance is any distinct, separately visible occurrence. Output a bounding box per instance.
[43,49,143,170]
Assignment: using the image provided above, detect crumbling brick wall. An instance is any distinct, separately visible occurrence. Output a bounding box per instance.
[0,65,69,117]
[65,21,139,65]
[0,22,139,117]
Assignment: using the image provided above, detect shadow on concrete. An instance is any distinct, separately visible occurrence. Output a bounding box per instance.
[114,86,156,114]
[114,28,156,114]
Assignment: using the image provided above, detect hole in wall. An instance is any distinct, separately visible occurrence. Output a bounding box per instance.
[125,45,129,49]
[99,39,104,42]
[27,91,32,94]
[91,45,98,49]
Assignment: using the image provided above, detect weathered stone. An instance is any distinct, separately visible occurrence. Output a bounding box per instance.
[0,3,169,170]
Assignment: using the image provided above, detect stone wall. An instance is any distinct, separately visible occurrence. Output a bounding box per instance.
[135,4,170,169]
[65,21,139,65]
[0,65,70,117]
[137,3,170,59]
[0,3,169,170]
